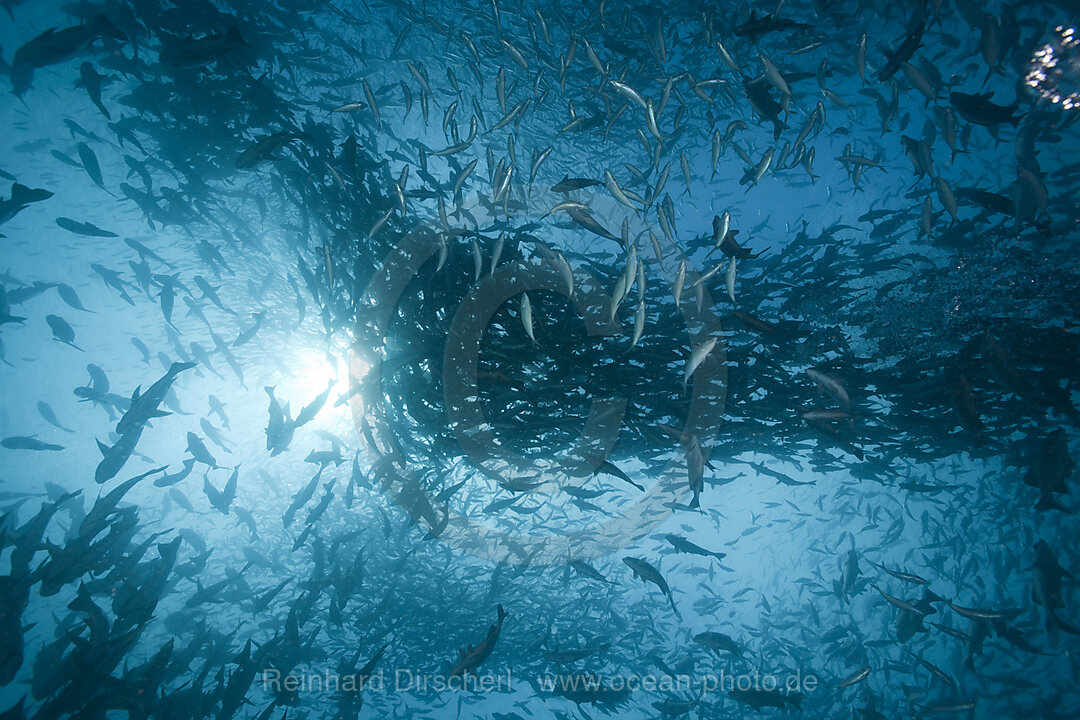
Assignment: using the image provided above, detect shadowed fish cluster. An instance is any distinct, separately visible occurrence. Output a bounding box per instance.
[0,0,1078,719]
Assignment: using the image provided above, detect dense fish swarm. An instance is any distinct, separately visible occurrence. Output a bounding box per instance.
[0,0,1079,718]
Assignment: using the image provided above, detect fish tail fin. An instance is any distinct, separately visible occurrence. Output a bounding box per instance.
[924,589,945,604]
[1037,491,1072,513]
[1048,609,1080,635]
[226,24,248,46]
[9,182,35,203]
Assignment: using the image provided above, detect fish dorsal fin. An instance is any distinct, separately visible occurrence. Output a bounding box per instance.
[97,439,109,456]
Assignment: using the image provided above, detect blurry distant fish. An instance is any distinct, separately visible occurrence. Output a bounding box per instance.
[46,314,83,350]
[569,559,615,584]
[877,6,927,81]
[742,75,787,140]
[131,337,151,365]
[95,428,143,483]
[623,557,679,616]
[154,458,196,487]
[1033,540,1080,634]
[448,605,507,678]
[9,14,126,96]
[54,283,91,312]
[734,12,813,39]
[551,175,602,193]
[729,688,802,712]
[1,435,63,451]
[0,0,30,18]
[665,534,727,563]
[126,238,175,268]
[159,25,248,69]
[55,217,117,237]
[115,361,196,435]
[693,630,743,655]
[203,465,238,514]
[75,61,111,119]
[0,182,52,227]
[949,91,1023,128]
[565,207,620,242]
[236,131,313,169]
[1024,428,1073,512]
[583,454,645,492]
[36,400,74,432]
[186,432,220,468]
[0,0,1077,715]
[76,142,108,192]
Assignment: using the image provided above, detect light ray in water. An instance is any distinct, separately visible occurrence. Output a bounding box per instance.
[0,1,1077,719]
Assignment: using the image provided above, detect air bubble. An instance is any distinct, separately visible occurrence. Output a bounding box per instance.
[1028,26,1080,108]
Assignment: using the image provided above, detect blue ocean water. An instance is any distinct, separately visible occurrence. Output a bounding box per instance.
[1,1,1079,718]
